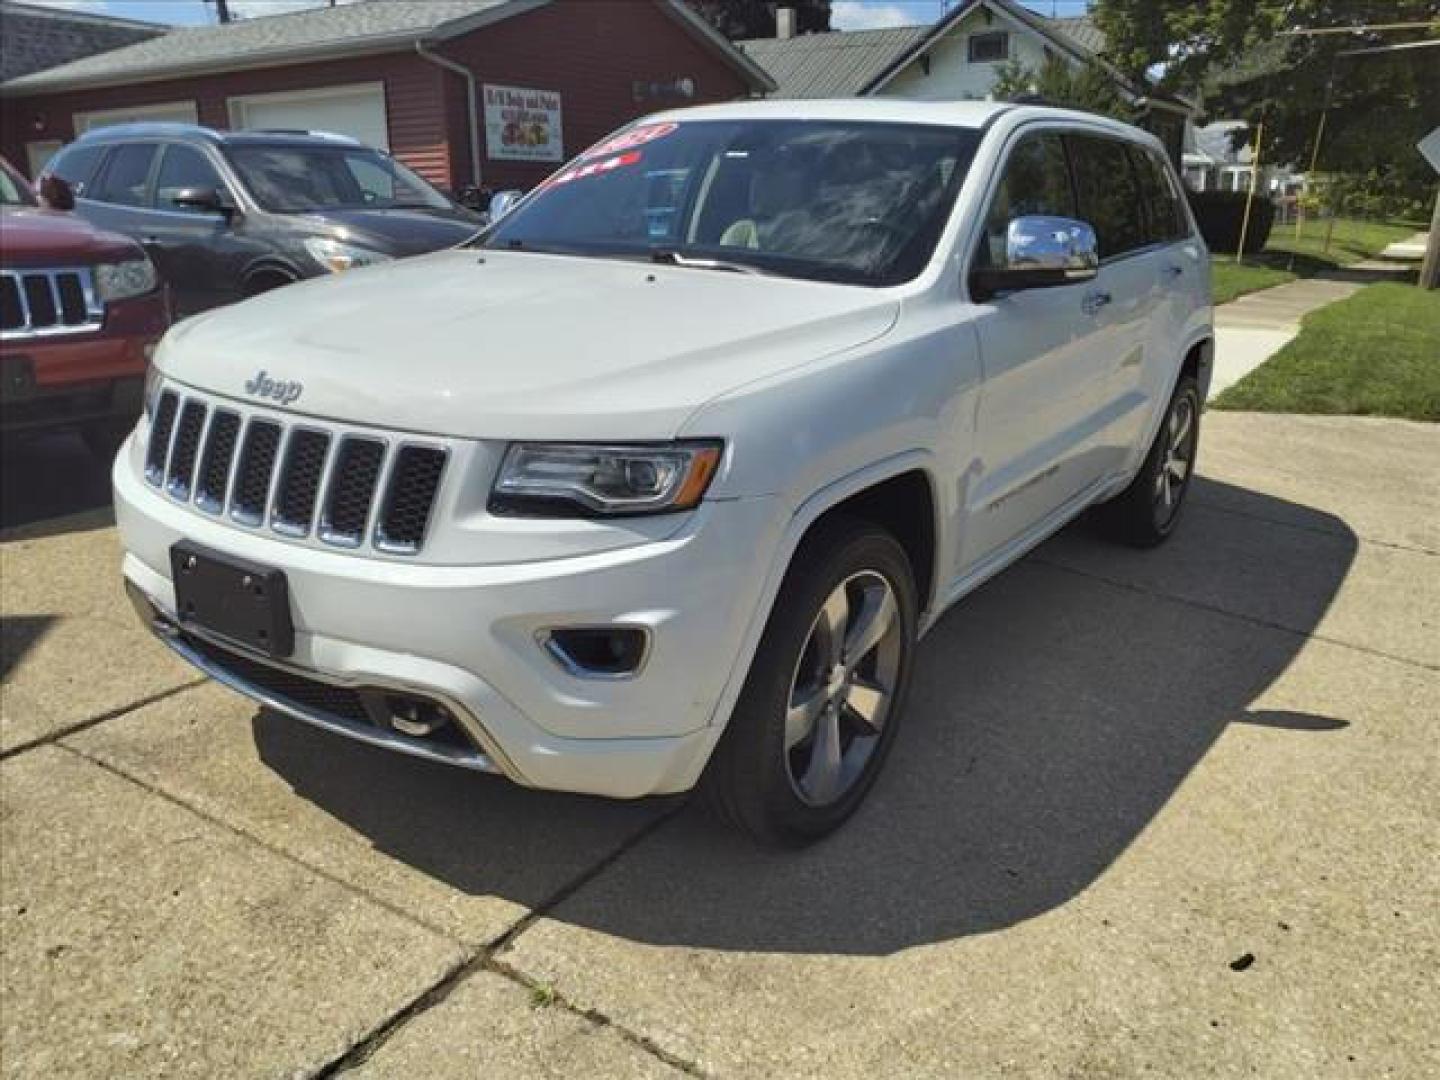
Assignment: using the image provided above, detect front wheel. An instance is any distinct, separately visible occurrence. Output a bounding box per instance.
[702,517,918,845]
[1098,374,1200,547]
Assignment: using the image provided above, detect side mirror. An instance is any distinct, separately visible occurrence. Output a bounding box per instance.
[38,174,75,212]
[970,215,1099,300]
[487,189,524,222]
[172,186,236,217]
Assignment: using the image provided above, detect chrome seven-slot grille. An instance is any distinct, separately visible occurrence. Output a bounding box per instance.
[145,388,447,555]
[0,267,104,339]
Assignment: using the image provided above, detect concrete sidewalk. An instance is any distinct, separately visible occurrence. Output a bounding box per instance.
[1209,261,1410,400]
[1377,230,1430,261]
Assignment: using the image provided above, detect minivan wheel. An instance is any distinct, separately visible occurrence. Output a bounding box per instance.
[702,517,917,845]
[1099,374,1200,547]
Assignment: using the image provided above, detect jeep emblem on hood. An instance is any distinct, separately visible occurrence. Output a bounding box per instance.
[244,370,303,406]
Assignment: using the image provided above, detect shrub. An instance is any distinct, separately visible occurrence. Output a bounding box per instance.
[1187,190,1275,254]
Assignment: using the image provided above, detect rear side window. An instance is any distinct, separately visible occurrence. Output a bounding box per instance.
[154,144,224,211]
[977,132,1075,269]
[1067,134,1148,259]
[48,143,105,194]
[1130,146,1187,244]
[90,142,159,207]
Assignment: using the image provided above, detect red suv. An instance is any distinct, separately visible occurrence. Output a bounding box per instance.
[1,156,168,460]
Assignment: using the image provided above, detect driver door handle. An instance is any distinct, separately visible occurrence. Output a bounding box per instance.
[1081,291,1112,316]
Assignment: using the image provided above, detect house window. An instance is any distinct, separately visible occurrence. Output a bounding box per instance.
[968,32,1009,63]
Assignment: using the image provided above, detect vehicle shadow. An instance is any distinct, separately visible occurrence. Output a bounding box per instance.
[0,431,115,538]
[252,476,1356,956]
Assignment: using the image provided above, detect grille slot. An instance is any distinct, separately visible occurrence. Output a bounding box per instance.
[376,446,447,553]
[272,429,331,535]
[0,268,102,339]
[139,384,448,555]
[320,437,385,547]
[230,420,282,525]
[165,400,207,500]
[184,633,373,725]
[145,391,179,484]
[195,411,240,513]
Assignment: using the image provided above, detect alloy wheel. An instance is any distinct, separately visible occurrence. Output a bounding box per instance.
[1154,392,1196,528]
[783,570,903,807]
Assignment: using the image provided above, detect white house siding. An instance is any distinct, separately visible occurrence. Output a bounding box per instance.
[879,5,1052,101]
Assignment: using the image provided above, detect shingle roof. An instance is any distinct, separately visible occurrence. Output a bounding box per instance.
[1050,14,1106,56]
[1,0,508,94]
[0,0,166,83]
[737,26,929,99]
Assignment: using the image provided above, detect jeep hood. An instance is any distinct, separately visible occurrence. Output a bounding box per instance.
[157,249,900,440]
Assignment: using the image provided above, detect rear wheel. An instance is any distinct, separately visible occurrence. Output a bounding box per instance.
[702,517,918,845]
[1098,374,1200,547]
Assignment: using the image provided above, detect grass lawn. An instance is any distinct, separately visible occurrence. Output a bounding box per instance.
[1209,218,1420,304]
[1213,282,1440,421]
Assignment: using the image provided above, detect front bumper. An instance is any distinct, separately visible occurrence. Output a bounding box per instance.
[114,442,780,798]
[1,289,167,434]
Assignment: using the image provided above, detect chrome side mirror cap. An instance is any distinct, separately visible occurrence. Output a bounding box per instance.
[487,189,524,222]
[970,215,1099,300]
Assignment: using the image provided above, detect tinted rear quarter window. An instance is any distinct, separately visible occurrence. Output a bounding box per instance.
[1067,134,1147,259]
[48,144,105,193]
[91,142,159,207]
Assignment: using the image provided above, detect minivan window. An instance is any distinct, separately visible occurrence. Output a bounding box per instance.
[224,145,451,212]
[48,144,105,194]
[154,144,224,211]
[1067,134,1148,259]
[1131,146,1187,244]
[977,132,1075,269]
[91,142,159,207]
[482,119,981,287]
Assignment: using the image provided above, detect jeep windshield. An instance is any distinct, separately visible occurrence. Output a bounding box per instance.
[480,119,981,286]
[224,145,453,213]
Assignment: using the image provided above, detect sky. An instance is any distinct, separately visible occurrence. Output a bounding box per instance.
[20,0,1093,30]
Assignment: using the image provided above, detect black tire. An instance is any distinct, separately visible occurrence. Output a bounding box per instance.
[81,418,132,464]
[1098,374,1201,547]
[701,516,918,846]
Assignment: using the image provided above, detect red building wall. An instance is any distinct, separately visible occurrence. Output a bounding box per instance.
[438,0,753,189]
[1,52,450,183]
[0,0,753,192]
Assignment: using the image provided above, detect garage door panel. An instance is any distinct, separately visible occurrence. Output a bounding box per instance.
[228,84,388,150]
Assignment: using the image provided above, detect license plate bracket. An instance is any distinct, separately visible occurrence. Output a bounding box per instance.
[170,540,294,657]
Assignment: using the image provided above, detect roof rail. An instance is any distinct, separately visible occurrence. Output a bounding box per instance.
[76,121,221,141]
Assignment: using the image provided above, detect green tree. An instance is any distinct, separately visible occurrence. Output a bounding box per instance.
[991,55,1138,122]
[683,0,831,40]
[1093,1,1440,200]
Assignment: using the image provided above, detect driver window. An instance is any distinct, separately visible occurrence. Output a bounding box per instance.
[978,133,1075,268]
[154,145,223,211]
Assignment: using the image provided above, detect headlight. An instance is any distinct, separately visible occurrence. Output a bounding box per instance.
[94,256,157,302]
[303,237,392,274]
[491,441,723,517]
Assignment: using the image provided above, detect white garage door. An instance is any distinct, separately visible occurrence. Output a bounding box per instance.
[74,100,198,133]
[227,83,389,150]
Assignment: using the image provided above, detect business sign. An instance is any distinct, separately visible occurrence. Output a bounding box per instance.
[483,84,563,162]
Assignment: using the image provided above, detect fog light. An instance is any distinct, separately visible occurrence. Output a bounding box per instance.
[385,695,453,737]
[540,626,649,678]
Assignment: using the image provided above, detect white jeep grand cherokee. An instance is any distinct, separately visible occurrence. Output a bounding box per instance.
[116,100,1211,844]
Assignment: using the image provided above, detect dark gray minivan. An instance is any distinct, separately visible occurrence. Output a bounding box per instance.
[42,123,482,318]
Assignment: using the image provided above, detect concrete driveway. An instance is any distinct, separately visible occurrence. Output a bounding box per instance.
[2,412,1437,1078]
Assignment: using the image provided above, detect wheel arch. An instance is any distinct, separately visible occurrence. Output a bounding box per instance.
[703,451,945,736]
[240,259,301,296]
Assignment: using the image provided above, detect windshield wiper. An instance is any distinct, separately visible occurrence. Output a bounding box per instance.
[649,249,769,276]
